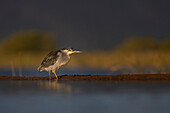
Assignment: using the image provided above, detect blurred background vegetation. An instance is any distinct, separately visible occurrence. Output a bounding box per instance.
[0,30,169,74]
[0,30,58,68]
[0,30,57,53]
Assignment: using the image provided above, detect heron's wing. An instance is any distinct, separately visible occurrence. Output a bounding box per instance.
[41,50,59,67]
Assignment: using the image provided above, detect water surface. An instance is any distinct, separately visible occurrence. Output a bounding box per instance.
[0,80,170,113]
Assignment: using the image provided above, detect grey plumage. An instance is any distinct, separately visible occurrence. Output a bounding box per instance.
[41,50,60,67]
[38,50,70,72]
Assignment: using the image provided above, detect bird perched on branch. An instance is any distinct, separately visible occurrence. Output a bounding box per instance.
[37,48,82,80]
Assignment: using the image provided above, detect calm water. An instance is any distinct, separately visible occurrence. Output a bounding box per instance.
[0,68,117,77]
[0,68,162,77]
[0,69,170,113]
[0,80,170,113]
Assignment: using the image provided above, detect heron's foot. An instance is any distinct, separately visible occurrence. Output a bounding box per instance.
[49,76,51,80]
[54,77,58,81]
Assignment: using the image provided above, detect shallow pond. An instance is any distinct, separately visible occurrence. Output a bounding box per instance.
[0,69,170,113]
[0,68,162,77]
[0,68,120,77]
[0,80,170,113]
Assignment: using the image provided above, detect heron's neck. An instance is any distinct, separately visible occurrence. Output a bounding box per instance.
[61,50,72,55]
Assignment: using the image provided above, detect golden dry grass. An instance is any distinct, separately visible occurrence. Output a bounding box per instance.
[0,51,169,73]
[72,51,170,73]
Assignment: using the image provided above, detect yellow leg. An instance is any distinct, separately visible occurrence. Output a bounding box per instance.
[49,71,51,80]
[53,71,58,80]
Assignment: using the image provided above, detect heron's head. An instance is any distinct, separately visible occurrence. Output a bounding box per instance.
[61,48,82,55]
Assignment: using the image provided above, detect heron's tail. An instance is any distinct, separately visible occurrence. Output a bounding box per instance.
[37,65,43,72]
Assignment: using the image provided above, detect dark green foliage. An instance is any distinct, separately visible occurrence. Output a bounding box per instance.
[0,30,57,53]
[159,39,170,51]
[115,37,158,52]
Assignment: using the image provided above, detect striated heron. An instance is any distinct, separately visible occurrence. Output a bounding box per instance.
[37,48,81,80]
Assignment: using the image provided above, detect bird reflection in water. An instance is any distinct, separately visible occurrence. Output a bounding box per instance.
[38,80,72,94]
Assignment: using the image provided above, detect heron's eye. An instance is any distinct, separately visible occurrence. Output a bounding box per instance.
[69,49,73,51]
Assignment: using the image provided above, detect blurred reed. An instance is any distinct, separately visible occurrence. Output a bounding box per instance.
[71,50,170,74]
[18,52,22,77]
[10,62,16,76]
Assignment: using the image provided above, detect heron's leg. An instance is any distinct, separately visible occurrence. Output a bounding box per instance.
[49,71,51,80]
[53,71,58,80]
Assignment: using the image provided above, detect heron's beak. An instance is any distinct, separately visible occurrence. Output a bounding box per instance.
[73,50,82,53]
